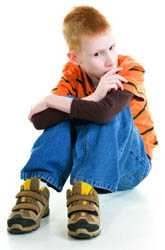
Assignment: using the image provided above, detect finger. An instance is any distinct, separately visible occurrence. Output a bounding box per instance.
[110,80,122,91]
[28,110,33,121]
[116,75,128,82]
[115,80,122,88]
[120,83,124,90]
[112,74,128,82]
[116,81,124,90]
[115,67,123,72]
[28,114,32,121]
[109,67,123,74]
[104,67,123,76]
[112,85,118,91]
[108,83,118,91]
[108,79,121,86]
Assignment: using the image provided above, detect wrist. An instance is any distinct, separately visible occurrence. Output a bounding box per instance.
[44,94,72,113]
[92,92,100,102]
[45,95,54,108]
[81,92,98,101]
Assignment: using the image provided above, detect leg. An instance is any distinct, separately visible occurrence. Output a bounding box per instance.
[117,126,152,191]
[20,121,74,192]
[70,105,152,193]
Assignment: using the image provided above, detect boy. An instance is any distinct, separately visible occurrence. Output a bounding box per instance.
[7,6,158,239]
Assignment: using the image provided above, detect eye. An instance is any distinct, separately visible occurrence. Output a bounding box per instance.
[109,45,115,50]
[94,52,99,57]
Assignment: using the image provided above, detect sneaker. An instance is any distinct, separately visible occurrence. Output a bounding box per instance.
[66,181,101,239]
[7,178,50,234]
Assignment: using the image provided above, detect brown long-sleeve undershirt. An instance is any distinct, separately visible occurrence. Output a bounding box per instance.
[31,89,133,130]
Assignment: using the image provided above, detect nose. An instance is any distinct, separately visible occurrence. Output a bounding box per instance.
[105,52,113,68]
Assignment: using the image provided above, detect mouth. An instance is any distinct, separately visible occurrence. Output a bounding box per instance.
[104,67,115,73]
[104,67,120,75]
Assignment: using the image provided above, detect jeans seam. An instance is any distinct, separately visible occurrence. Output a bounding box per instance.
[130,149,149,167]
[121,150,150,182]
[74,124,89,177]
[119,123,134,161]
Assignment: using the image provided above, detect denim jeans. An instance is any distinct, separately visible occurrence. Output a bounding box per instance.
[20,102,152,193]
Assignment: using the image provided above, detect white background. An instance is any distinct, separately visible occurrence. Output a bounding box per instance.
[0,0,163,249]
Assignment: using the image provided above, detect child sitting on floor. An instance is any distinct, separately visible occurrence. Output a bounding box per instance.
[7,5,158,239]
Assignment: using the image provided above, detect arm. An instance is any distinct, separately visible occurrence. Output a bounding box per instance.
[31,90,133,129]
[31,107,70,130]
[70,89,133,123]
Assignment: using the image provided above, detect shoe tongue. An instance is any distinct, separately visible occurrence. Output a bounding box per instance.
[72,181,94,195]
[22,178,40,192]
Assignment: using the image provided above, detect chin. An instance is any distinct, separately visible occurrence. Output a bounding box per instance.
[96,75,102,80]
[100,72,107,77]
[90,72,104,80]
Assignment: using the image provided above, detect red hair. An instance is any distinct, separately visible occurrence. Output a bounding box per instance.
[63,5,111,52]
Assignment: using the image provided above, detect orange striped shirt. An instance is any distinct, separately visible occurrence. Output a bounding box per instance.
[51,54,158,159]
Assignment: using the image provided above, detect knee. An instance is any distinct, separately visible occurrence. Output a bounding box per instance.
[45,120,71,133]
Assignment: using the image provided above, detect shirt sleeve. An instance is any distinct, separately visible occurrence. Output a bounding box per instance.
[120,67,146,101]
[70,89,133,124]
[31,90,133,129]
[51,63,77,97]
[31,108,70,130]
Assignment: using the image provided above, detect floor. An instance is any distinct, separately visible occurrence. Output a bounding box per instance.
[1,150,163,250]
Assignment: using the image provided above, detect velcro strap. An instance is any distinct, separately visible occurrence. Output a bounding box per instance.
[67,194,99,207]
[16,191,47,207]
[67,204,99,216]
[12,203,40,214]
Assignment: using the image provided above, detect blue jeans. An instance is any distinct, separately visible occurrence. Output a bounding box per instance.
[20,104,152,193]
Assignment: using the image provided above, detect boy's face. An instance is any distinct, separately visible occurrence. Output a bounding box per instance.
[68,28,118,80]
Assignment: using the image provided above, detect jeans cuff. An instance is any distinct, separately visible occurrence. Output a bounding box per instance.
[20,171,64,192]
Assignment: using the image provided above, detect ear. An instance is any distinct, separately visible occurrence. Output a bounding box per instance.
[67,51,79,65]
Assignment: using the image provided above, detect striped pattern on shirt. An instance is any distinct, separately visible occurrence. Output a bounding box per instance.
[51,54,158,159]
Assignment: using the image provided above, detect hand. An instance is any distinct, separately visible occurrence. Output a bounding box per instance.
[28,96,49,121]
[93,67,128,101]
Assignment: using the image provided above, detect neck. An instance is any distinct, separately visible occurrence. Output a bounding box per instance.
[87,73,100,87]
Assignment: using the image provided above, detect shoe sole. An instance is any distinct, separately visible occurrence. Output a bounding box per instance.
[68,219,100,239]
[7,208,49,234]
[68,228,101,239]
[7,223,40,234]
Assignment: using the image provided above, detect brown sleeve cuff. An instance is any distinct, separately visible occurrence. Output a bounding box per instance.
[31,108,70,130]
